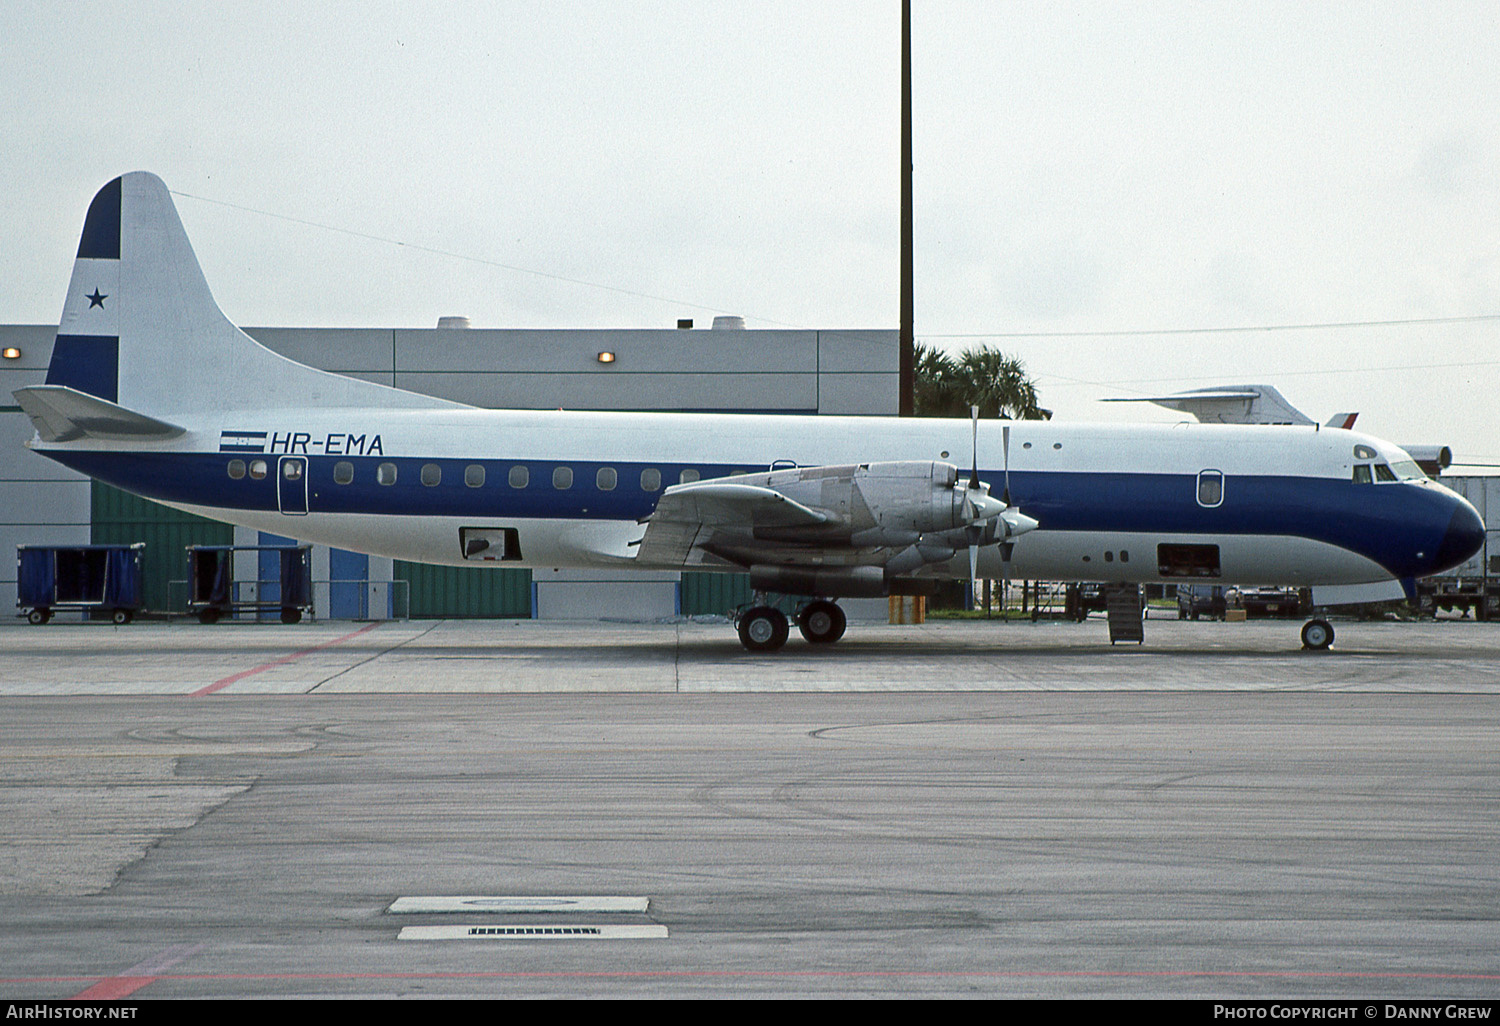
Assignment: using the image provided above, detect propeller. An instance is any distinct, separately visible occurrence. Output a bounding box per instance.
[965,407,984,592]
[1000,423,1010,618]
[958,412,1038,616]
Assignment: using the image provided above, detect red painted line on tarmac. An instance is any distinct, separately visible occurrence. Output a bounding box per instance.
[70,943,206,1000]
[190,621,383,696]
[71,975,156,1000]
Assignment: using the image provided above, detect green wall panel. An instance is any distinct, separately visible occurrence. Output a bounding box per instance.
[394,561,532,618]
[679,571,752,615]
[90,483,234,613]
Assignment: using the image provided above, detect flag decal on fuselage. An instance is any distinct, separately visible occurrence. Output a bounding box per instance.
[219,430,268,453]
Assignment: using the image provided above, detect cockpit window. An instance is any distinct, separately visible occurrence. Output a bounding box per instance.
[1389,459,1425,481]
[1352,465,1373,484]
[1374,464,1398,482]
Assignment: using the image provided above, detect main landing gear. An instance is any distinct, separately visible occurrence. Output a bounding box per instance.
[735,598,847,652]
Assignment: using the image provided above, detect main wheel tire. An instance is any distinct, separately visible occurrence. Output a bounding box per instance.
[1300,618,1334,650]
[798,600,847,645]
[27,608,51,625]
[197,607,221,625]
[737,606,789,652]
[280,606,302,625]
[112,608,133,625]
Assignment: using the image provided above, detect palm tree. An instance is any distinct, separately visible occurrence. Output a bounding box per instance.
[913,343,1050,420]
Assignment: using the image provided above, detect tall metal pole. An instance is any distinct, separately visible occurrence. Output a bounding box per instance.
[899,0,915,417]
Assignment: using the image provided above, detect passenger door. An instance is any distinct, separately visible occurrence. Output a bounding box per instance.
[278,456,309,515]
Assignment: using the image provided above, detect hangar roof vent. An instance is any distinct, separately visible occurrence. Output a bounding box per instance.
[711,316,746,331]
[436,316,471,330]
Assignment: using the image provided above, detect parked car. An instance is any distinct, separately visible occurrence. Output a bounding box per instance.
[1064,583,1108,621]
[1227,586,1307,618]
[1177,584,1226,620]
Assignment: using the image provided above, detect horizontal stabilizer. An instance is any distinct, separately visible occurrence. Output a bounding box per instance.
[13,384,185,442]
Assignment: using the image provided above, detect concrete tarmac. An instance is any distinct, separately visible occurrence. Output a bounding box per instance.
[0,617,1497,999]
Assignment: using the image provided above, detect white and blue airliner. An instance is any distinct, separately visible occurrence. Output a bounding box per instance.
[13,173,1486,650]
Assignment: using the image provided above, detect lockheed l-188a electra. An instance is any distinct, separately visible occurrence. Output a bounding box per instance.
[13,173,1486,650]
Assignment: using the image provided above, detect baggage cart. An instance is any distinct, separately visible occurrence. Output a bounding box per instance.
[17,543,146,624]
[186,544,312,624]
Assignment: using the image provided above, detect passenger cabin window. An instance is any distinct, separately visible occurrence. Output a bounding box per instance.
[553,466,573,490]
[508,465,528,488]
[421,463,442,487]
[640,468,662,492]
[679,469,700,484]
[377,463,397,486]
[464,464,485,488]
[1196,469,1224,508]
[596,467,617,491]
[227,460,246,480]
[333,461,354,485]
[249,460,267,480]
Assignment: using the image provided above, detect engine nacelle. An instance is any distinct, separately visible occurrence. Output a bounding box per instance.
[747,564,939,598]
[744,461,971,543]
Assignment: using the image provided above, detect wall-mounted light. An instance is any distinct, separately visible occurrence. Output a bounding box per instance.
[596,351,616,364]
[1,348,20,360]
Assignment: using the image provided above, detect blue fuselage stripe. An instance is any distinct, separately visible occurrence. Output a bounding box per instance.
[46,450,1461,580]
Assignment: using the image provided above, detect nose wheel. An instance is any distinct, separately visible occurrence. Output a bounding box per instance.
[1300,618,1334,650]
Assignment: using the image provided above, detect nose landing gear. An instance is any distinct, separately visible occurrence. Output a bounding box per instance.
[1300,618,1335,650]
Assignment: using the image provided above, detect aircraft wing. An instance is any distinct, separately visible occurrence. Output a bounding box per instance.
[633,479,834,566]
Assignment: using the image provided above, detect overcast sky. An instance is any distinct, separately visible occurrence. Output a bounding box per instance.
[3,1,1498,465]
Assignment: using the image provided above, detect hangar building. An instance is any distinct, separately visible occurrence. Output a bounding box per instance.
[1,320,898,620]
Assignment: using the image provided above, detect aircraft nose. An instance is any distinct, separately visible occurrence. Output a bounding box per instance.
[1428,496,1485,575]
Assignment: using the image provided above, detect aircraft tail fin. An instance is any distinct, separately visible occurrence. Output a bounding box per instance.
[36,172,462,420]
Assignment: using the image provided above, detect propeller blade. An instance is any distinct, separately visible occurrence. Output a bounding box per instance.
[999,539,1010,620]
[969,405,981,491]
[1002,424,1011,507]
